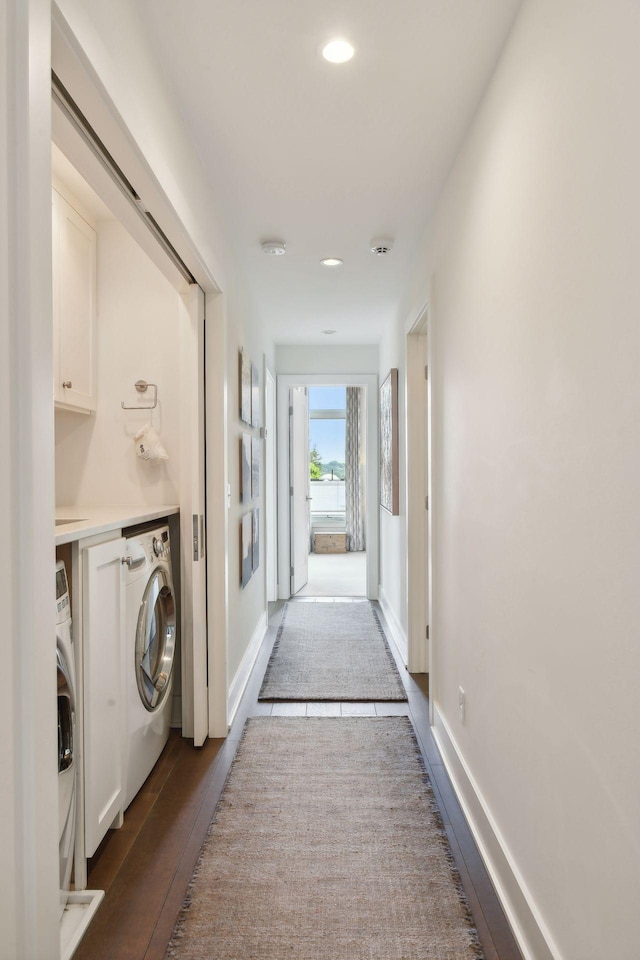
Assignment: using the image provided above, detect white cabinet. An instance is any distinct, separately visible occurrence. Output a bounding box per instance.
[52,187,97,413]
[82,537,126,857]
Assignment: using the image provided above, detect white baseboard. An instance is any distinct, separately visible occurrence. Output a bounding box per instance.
[60,889,104,960]
[433,707,562,960]
[227,610,268,729]
[378,586,408,665]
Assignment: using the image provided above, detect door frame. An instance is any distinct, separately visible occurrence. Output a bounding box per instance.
[2,1,59,951]
[276,373,379,600]
[289,385,310,595]
[406,301,434,679]
[264,367,278,602]
[179,284,209,744]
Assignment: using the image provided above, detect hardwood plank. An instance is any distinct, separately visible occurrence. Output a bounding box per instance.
[143,737,244,959]
[75,737,226,960]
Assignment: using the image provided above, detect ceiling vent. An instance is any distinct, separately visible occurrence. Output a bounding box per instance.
[261,240,286,256]
[370,238,393,256]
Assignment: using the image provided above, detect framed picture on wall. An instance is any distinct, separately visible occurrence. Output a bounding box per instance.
[239,349,252,424]
[251,435,260,500]
[240,433,252,504]
[252,507,260,573]
[251,361,260,428]
[379,368,399,515]
[240,512,252,587]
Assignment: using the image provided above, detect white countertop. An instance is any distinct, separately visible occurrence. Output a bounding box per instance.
[55,504,179,545]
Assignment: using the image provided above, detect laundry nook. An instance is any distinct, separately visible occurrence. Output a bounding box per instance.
[52,132,203,955]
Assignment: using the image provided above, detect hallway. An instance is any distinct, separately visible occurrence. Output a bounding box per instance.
[75,601,522,960]
[295,553,367,597]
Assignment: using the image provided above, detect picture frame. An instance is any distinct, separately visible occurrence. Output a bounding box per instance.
[252,507,260,573]
[240,433,252,504]
[251,435,260,500]
[240,513,252,587]
[239,349,252,424]
[251,361,260,428]
[379,368,399,515]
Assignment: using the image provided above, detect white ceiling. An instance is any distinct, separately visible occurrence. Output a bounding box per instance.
[137,0,522,345]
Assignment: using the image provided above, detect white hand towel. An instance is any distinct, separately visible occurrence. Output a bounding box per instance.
[134,423,169,462]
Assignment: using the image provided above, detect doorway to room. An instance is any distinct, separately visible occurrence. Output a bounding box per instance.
[297,385,366,597]
[277,374,379,601]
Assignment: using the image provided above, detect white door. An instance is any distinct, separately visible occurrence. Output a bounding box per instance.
[83,537,126,857]
[406,321,430,673]
[290,386,310,595]
[53,189,97,412]
[180,284,208,746]
[265,368,278,601]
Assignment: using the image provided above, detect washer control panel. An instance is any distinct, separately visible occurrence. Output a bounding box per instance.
[55,559,71,624]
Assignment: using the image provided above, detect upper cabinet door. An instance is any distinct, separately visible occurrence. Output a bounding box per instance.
[52,188,97,413]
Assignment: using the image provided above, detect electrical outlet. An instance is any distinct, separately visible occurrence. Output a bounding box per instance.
[458,686,466,725]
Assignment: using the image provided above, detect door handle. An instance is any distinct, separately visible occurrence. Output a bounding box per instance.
[122,556,145,570]
[62,381,73,389]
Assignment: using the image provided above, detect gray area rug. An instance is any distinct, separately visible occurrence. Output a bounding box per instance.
[259,601,407,701]
[166,717,484,960]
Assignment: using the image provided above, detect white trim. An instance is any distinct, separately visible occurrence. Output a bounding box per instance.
[277,373,378,600]
[433,707,563,960]
[227,611,268,729]
[205,291,229,738]
[405,303,430,673]
[1,1,59,954]
[179,285,208,745]
[60,890,105,960]
[265,367,278,602]
[378,586,408,666]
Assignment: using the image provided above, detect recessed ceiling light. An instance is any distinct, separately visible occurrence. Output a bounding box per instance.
[321,257,343,267]
[322,329,337,335]
[322,39,355,64]
[261,240,286,256]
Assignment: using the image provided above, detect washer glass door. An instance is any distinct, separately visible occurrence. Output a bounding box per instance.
[136,568,176,710]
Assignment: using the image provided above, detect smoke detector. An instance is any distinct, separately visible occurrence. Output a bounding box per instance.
[370,237,393,256]
[261,240,286,256]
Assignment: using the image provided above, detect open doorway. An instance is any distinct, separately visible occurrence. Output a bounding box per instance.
[277,374,379,601]
[298,385,366,597]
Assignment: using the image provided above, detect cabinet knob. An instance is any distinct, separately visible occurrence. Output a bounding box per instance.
[62,381,72,389]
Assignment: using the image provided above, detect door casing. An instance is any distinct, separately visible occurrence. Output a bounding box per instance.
[276,374,379,600]
[406,302,433,682]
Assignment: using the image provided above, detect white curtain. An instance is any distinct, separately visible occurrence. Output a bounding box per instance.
[345,386,365,551]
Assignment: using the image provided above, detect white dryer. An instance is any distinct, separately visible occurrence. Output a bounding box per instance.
[56,560,76,920]
[123,525,176,809]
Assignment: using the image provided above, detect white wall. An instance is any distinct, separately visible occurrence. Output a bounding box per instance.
[276,343,378,375]
[55,219,182,506]
[226,303,275,689]
[378,320,408,643]
[381,2,640,958]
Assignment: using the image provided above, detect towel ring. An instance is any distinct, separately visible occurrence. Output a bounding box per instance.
[121,380,158,410]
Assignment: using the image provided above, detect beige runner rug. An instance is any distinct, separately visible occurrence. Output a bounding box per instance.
[166,717,484,960]
[259,601,407,701]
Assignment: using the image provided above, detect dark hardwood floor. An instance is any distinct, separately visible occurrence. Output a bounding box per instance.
[74,600,522,960]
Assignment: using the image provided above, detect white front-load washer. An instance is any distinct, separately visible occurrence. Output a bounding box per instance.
[123,524,176,809]
[56,560,76,920]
